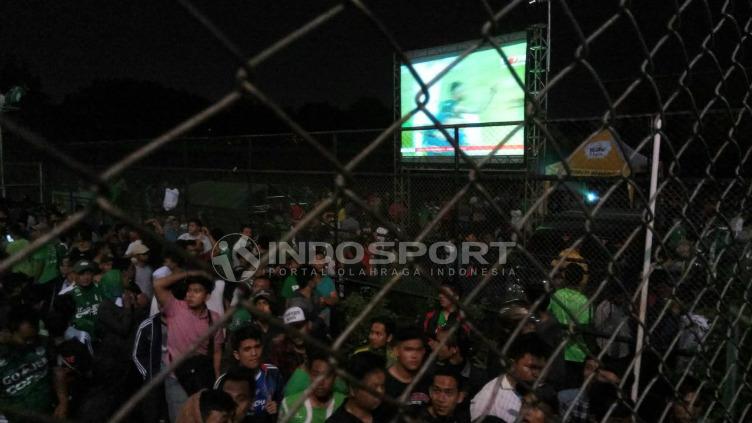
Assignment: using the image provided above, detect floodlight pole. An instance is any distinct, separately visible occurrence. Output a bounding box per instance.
[631,116,662,403]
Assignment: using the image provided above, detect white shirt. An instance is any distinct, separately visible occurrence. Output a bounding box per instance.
[206,280,225,316]
[178,233,212,253]
[134,264,154,300]
[150,266,173,316]
[470,375,521,422]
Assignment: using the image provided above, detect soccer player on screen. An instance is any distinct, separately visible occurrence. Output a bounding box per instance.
[425,81,497,150]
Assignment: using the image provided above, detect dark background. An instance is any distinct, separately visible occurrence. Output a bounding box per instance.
[1,0,749,173]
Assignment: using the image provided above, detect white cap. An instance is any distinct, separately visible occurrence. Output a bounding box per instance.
[283,306,306,325]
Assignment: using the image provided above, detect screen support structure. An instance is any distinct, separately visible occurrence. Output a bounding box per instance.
[524,22,549,223]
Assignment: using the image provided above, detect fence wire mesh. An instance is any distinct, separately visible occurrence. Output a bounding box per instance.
[1,1,752,423]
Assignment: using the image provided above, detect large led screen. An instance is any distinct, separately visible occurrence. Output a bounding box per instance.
[400,37,527,163]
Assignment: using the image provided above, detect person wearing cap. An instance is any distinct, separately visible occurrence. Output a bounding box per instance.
[154,270,226,423]
[214,325,284,421]
[227,288,281,347]
[227,282,254,333]
[551,236,589,290]
[286,265,323,326]
[59,259,103,354]
[251,289,283,347]
[272,306,313,382]
[128,242,154,301]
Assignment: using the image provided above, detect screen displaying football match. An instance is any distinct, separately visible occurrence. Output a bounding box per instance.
[400,36,527,163]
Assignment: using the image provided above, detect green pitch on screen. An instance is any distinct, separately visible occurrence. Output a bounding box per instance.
[400,40,527,158]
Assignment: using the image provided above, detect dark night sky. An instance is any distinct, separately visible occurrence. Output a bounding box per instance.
[1,1,519,106]
[0,1,742,115]
[0,1,584,108]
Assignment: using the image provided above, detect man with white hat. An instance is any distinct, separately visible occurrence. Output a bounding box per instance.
[127,242,153,301]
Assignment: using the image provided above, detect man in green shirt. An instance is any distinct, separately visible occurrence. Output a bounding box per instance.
[548,265,592,387]
[30,223,64,285]
[351,317,396,366]
[280,350,345,423]
[280,257,301,300]
[61,260,103,354]
[5,223,34,278]
[0,305,67,421]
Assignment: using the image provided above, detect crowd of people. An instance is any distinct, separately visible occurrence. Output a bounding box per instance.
[0,199,717,423]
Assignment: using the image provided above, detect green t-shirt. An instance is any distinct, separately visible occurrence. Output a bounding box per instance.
[548,288,591,362]
[280,391,345,423]
[283,367,349,397]
[280,274,299,300]
[6,239,34,278]
[70,284,104,333]
[0,341,53,415]
[31,243,63,284]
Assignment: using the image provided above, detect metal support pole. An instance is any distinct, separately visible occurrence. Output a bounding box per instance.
[453,127,460,283]
[724,324,739,419]
[632,117,662,402]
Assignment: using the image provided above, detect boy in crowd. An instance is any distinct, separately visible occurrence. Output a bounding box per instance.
[326,352,386,423]
[351,317,394,360]
[0,305,68,420]
[178,218,213,254]
[417,368,469,423]
[280,349,345,423]
[154,270,225,423]
[470,333,551,422]
[59,259,103,354]
[375,326,430,421]
[215,326,284,422]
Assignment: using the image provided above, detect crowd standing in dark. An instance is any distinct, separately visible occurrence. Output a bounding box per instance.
[0,198,711,423]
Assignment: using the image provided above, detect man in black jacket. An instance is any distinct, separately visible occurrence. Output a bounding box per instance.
[78,270,145,422]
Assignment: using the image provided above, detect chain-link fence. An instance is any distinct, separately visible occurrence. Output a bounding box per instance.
[1,0,752,422]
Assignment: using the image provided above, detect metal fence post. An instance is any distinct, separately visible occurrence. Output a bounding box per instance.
[632,116,662,402]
